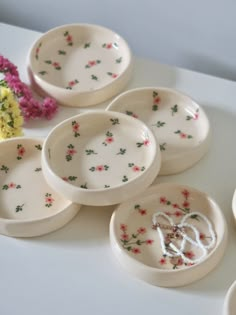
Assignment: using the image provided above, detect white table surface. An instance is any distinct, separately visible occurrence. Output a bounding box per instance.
[0,23,236,315]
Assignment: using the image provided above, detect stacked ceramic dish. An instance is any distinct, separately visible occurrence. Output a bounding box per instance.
[0,23,228,288]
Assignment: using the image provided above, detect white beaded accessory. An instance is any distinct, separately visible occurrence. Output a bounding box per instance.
[152,211,216,264]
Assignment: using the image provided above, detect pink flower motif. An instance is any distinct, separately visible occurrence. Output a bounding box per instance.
[46,196,54,203]
[160,196,167,204]
[146,239,154,245]
[200,232,205,240]
[153,96,161,104]
[181,133,187,139]
[182,201,190,208]
[88,60,96,67]
[67,149,77,155]
[182,189,190,198]
[69,81,76,87]
[106,137,114,143]
[185,251,195,259]
[72,123,80,132]
[159,258,167,265]
[194,113,199,120]
[132,165,140,172]
[9,182,16,188]
[137,227,146,234]
[121,233,129,240]
[143,139,150,146]
[139,209,147,215]
[106,43,112,49]
[112,73,118,78]
[174,210,183,217]
[120,223,127,231]
[67,35,72,42]
[132,247,141,254]
[18,147,25,156]
[170,257,184,266]
[132,114,138,118]
[52,62,60,68]
[172,203,179,208]
[96,165,104,171]
[62,177,68,181]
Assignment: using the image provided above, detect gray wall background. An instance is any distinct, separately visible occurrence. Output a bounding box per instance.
[1,0,236,81]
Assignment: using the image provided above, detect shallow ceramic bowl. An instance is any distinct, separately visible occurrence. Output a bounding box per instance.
[231,189,236,223]
[0,138,80,237]
[107,87,210,175]
[28,23,133,107]
[223,280,236,315]
[109,183,227,287]
[42,111,161,206]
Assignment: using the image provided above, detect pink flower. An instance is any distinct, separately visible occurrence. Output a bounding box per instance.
[9,182,16,188]
[106,137,114,143]
[185,251,195,259]
[112,73,118,78]
[194,113,199,120]
[88,60,96,66]
[153,96,161,104]
[96,165,104,171]
[182,189,190,198]
[143,139,150,146]
[62,177,68,181]
[132,165,140,172]
[106,43,112,49]
[120,224,127,231]
[69,81,76,87]
[132,247,141,254]
[46,197,54,203]
[72,123,79,132]
[18,147,25,156]
[52,62,60,68]
[160,196,167,204]
[172,203,179,208]
[132,114,138,118]
[159,258,167,265]
[146,239,154,245]
[67,149,77,155]
[137,227,146,234]
[200,233,205,240]
[181,133,187,138]
[138,209,147,215]
[182,201,190,208]
[174,210,183,217]
[67,35,72,42]
[170,257,183,266]
[121,233,129,240]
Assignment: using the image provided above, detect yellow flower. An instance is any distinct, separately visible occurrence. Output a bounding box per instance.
[0,86,24,139]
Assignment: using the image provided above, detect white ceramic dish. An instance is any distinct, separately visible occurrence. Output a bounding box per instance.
[231,189,236,223]
[223,280,236,315]
[28,23,133,107]
[107,87,210,175]
[0,137,80,237]
[42,110,161,206]
[109,183,227,287]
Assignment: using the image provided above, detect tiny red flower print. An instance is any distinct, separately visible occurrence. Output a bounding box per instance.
[102,42,113,49]
[172,203,179,208]
[160,197,167,204]
[128,163,145,172]
[121,233,129,241]
[132,248,141,254]
[137,227,146,234]
[174,130,193,139]
[152,91,160,111]
[35,42,42,60]
[185,251,195,259]
[107,72,118,78]
[200,232,205,240]
[146,239,154,245]
[102,131,114,146]
[170,257,184,268]
[66,79,79,90]
[89,165,109,172]
[134,204,147,216]
[182,201,190,208]
[44,60,61,70]
[66,144,77,162]
[17,144,25,160]
[186,108,199,121]
[182,189,190,198]
[174,210,183,217]
[136,139,150,148]
[120,223,127,231]
[64,31,73,46]
[62,176,77,182]
[71,120,80,137]
[85,60,101,68]
[159,257,167,265]
[133,166,140,172]
[45,193,55,207]
[125,110,138,118]
[2,182,21,190]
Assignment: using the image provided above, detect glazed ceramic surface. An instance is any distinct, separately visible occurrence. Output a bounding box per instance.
[0,138,80,237]
[109,183,227,287]
[28,24,133,107]
[223,280,236,315]
[107,87,210,175]
[42,111,161,206]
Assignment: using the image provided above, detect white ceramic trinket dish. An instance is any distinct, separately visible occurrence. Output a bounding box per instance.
[109,183,227,287]
[0,138,80,237]
[223,280,236,315]
[28,23,133,107]
[107,87,210,175]
[42,110,161,206]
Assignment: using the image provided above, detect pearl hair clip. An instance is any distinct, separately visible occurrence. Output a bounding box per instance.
[152,211,216,264]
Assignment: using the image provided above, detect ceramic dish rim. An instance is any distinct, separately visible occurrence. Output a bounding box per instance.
[223,280,236,315]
